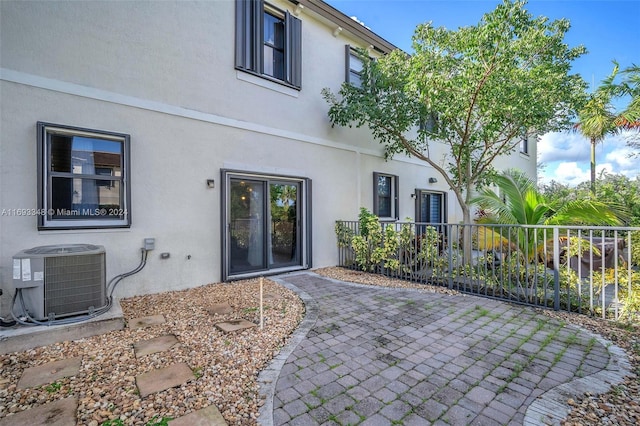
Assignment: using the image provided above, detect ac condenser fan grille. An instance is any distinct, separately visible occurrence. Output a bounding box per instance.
[44,253,106,317]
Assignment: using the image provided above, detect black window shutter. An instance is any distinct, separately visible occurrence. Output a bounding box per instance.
[235,0,262,73]
[234,0,249,70]
[372,172,380,216]
[345,44,351,83]
[393,175,399,220]
[285,10,302,88]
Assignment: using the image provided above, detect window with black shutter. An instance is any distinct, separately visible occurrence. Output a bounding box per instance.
[235,0,302,89]
[373,172,399,220]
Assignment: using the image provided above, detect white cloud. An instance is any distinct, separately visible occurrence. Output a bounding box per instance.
[539,161,624,186]
[537,131,640,186]
[537,132,590,164]
[604,145,638,176]
[545,162,587,186]
[350,16,370,29]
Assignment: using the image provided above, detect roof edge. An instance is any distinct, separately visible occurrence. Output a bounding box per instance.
[291,0,398,53]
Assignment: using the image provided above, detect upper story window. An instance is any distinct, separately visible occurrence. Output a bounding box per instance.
[263,9,285,80]
[235,0,302,89]
[37,122,131,230]
[419,112,439,136]
[373,172,399,220]
[520,136,529,155]
[345,45,364,88]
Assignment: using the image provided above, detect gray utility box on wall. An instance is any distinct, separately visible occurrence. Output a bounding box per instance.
[13,244,107,321]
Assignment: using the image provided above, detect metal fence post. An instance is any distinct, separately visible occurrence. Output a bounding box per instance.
[553,227,560,311]
[448,224,454,289]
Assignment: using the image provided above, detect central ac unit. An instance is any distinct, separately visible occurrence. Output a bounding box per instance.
[13,244,107,321]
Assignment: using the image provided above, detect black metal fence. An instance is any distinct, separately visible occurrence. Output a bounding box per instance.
[335,220,640,321]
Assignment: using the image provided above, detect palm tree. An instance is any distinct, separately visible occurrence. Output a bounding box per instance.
[472,169,623,261]
[612,64,640,126]
[574,65,619,195]
[474,169,622,227]
[612,64,640,157]
[575,63,640,193]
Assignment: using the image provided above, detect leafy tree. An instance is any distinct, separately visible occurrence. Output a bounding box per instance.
[538,179,576,202]
[322,0,586,227]
[593,173,640,226]
[541,172,640,226]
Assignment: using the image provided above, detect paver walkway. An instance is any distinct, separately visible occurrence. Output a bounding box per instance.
[264,272,630,426]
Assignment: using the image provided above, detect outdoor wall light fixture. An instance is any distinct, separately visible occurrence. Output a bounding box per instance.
[410,193,417,199]
[428,177,438,183]
[206,179,215,189]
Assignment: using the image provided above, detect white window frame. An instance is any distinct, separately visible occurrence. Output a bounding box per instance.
[345,45,365,88]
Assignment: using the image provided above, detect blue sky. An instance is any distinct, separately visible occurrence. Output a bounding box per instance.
[326,0,640,186]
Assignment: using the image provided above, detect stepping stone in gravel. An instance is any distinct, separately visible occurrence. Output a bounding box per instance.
[134,334,179,358]
[206,303,233,315]
[136,362,194,398]
[263,292,280,301]
[215,319,256,333]
[17,356,82,389]
[0,396,77,426]
[128,314,165,329]
[169,404,228,426]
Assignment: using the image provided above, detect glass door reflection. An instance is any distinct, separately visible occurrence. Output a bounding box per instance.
[269,182,299,268]
[229,179,266,273]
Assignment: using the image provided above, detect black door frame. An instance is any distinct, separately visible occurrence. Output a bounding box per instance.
[221,169,312,281]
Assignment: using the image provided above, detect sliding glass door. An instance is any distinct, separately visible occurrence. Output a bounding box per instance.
[223,171,310,280]
[269,181,299,268]
[415,189,447,236]
[417,190,445,224]
[229,178,267,274]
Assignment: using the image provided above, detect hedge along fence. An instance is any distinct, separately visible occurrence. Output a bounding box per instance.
[336,209,640,322]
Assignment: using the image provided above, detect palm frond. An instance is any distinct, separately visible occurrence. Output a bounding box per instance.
[546,199,623,226]
[474,169,623,227]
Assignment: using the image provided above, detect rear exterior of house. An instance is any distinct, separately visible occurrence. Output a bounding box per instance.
[0,0,536,313]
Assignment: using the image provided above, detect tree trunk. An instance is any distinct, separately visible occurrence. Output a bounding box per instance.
[590,138,596,195]
[451,185,473,265]
[461,200,473,266]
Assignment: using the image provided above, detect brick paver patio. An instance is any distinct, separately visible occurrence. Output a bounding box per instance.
[263,272,628,426]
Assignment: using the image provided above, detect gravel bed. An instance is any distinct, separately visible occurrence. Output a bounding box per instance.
[315,266,640,426]
[0,277,304,425]
[1,267,637,425]
[312,266,460,294]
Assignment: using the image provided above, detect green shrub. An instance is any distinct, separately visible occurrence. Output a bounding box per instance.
[335,221,354,248]
[346,208,445,274]
[351,208,383,271]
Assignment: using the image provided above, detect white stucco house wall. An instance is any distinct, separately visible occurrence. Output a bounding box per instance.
[0,0,536,315]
